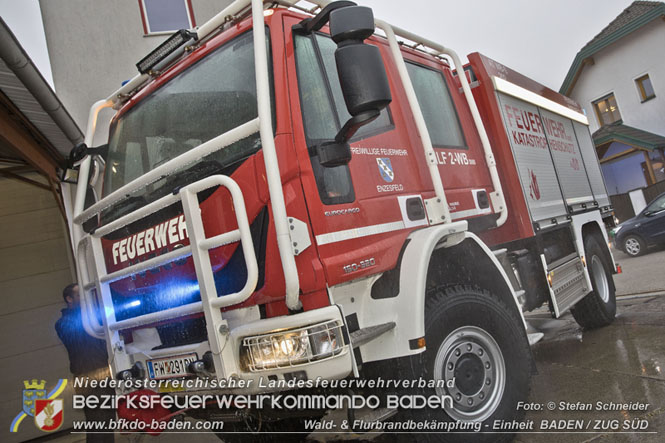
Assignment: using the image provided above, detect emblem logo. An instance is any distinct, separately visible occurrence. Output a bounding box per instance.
[23,379,46,417]
[10,379,67,433]
[528,169,541,201]
[376,158,394,183]
[35,399,64,432]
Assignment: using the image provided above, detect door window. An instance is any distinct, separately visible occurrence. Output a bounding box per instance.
[646,194,665,214]
[406,62,467,150]
[294,32,393,204]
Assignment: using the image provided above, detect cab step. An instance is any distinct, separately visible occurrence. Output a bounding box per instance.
[350,322,396,348]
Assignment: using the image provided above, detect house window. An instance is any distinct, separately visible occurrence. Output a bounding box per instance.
[635,74,656,102]
[139,0,195,34]
[593,93,622,126]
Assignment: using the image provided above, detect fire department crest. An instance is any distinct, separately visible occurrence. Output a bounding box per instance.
[376,157,394,182]
[528,169,541,200]
[10,378,67,433]
[35,399,64,432]
[23,379,46,417]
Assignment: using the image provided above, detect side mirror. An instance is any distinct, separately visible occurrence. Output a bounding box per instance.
[317,111,379,166]
[330,6,391,116]
[62,142,109,184]
[316,5,392,167]
[69,142,109,166]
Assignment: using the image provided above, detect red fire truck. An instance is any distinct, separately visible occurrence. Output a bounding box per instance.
[62,0,618,439]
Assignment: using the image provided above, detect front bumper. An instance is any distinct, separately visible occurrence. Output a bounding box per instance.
[114,305,354,395]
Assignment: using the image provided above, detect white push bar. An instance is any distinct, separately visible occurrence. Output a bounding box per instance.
[251,0,301,310]
[74,117,260,224]
[71,0,508,347]
[293,0,507,226]
[76,175,258,345]
[76,237,105,338]
[74,0,301,312]
[375,20,451,223]
[383,22,508,226]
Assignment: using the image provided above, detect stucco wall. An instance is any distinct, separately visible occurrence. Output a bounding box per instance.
[39,0,232,139]
[568,19,665,136]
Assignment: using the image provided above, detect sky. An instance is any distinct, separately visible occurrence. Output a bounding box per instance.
[0,0,638,92]
[0,0,53,87]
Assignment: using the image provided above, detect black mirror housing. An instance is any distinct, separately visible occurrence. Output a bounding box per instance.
[301,3,392,168]
[69,142,89,165]
[317,141,352,167]
[68,142,109,167]
[330,6,391,117]
[329,5,374,43]
[335,44,392,115]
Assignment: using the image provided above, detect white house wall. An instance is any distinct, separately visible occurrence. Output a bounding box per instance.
[569,19,665,136]
[40,0,232,140]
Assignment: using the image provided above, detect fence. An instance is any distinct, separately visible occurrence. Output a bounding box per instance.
[610,179,665,223]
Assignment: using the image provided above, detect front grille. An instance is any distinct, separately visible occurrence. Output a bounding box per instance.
[153,316,208,350]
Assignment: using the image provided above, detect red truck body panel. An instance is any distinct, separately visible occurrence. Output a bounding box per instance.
[101,11,587,329]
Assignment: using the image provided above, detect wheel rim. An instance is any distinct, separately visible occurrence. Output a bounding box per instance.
[625,238,640,256]
[433,326,506,422]
[591,255,610,303]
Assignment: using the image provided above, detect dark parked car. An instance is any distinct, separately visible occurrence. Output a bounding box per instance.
[614,191,665,257]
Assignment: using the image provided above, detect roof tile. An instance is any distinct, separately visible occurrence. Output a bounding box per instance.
[581,1,662,52]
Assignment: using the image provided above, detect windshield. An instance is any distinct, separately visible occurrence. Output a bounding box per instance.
[645,194,665,214]
[104,31,268,200]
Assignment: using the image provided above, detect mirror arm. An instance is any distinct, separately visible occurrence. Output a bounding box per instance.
[334,109,380,143]
[68,142,109,167]
[293,1,357,34]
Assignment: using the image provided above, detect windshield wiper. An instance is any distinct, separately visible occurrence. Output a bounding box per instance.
[100,195,148,228]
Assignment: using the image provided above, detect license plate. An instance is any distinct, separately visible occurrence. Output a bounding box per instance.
[147,353,197,380]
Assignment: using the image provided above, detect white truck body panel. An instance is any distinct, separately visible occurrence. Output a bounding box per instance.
[573,121,611,210]
[496,92,567,223]
[495,91,611,225]
[540,108,594,208]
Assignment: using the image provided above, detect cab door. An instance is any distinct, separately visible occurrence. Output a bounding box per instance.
[283,14,426,286]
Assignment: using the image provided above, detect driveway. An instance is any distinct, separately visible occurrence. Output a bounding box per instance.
[522,294,665,442]
[611,244,665,296]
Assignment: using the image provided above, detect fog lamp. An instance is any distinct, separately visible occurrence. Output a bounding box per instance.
[241,321,345,372]
[116,361,145,380]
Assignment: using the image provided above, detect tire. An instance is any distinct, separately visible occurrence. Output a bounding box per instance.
[623,234,646,257]
[389,285,532,443]
[571,235,616,329]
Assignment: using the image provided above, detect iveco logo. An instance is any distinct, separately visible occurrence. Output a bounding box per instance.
[111,215,189,265]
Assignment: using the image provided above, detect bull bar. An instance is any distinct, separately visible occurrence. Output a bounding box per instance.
[64,0,504,384]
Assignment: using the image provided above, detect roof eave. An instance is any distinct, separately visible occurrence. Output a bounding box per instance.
[560,5,665,96]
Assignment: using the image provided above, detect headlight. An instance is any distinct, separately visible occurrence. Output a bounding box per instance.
[241,320,345,372]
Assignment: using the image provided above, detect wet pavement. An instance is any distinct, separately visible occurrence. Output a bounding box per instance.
[48,263,664,443]
[521,294,665,442]
[611,244,665,296]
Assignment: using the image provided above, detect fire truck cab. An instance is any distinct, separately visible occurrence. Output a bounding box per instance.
[61,0,618,437]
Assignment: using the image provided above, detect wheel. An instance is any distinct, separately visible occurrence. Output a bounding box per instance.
[623,234,645,257]
[390,285,532,443]
[571,235,616,329]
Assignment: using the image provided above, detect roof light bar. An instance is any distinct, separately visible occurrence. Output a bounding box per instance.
[136,29,198,74]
